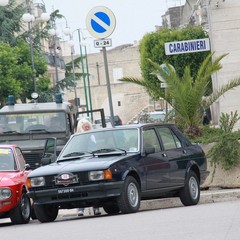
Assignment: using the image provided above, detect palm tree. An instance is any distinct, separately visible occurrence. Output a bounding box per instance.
[120,53,240,138]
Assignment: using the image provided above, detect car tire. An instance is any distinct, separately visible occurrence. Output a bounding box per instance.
[30,205,37,220]
[103,202,120,215]
[180,170,200,206]
[9,192,31,224]
[117,176,141,214]
[34,204,58,223]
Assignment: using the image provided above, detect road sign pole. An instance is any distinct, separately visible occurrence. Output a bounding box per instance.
[102,46,115,127]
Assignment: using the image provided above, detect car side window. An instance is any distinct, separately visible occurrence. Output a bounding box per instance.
[143,129,161,152]
[16,147,25,170]
[157,127,182,150]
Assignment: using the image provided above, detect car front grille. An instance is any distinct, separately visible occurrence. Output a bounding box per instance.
[30,172,90,191]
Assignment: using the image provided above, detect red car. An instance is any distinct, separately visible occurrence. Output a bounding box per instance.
[0,144,31,224]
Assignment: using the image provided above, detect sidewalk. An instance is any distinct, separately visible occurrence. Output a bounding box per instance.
[58,188,240,218]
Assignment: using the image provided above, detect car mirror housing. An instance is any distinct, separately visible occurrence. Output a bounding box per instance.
[144,147,155,155]
[41,157,52,166]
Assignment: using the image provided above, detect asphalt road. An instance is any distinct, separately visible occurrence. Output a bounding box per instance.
[2,197,240,240]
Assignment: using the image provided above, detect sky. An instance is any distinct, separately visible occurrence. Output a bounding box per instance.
[43,0,185,53]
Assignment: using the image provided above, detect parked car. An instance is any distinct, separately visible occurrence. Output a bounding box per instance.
[148,111,166,122]
[113,115,122,126]
[27,123,209,223]
[94,116,112,128]
[0,144,32,224]
[135,111,166,124]
[94,115,122,128]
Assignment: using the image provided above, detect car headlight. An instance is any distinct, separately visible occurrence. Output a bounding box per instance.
[0,188,12,200]
[89,169,112,181]
[27,177,45,188]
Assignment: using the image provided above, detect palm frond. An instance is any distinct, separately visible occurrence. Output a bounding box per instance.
[203,77,240,109]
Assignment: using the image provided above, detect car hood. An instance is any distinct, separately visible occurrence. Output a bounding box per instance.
[29,153,139,177]
[0,172,19,186]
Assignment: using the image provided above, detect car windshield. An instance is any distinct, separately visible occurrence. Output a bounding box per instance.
[58,128,139,160]
[0,148,17,171]
[0,112,67,134]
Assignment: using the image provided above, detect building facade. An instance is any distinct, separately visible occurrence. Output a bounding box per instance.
[63,43,151,124]
[180,0,240,127]
[63,0,240,126]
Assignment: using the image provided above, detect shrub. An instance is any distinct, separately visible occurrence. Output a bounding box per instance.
[207,111,240,170]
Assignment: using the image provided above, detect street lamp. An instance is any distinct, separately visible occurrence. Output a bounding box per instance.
[68,37,79,107]
[21,0,50,93]
[80,39,93,116]
[66,29,89,113]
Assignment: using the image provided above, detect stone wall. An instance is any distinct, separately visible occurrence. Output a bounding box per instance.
[201,143,240,189]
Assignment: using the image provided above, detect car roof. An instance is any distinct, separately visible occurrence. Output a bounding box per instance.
[0,144,17,149]
[74,123,174,134]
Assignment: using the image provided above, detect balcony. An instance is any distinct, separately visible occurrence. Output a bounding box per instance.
[44,52,65,69]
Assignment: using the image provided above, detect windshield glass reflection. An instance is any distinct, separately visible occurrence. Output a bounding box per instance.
[59,128,139,159]
[0,112,67,134]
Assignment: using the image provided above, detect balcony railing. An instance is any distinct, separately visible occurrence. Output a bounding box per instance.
[44,52,65,69]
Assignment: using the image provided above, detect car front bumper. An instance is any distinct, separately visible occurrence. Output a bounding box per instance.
[27,181,124,206]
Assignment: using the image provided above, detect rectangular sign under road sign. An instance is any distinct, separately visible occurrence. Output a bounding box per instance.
[165,38,210,55]
[94,39,112,48]
[161,82,168,88]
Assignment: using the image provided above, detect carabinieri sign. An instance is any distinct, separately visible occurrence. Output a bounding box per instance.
[164,38,210,55]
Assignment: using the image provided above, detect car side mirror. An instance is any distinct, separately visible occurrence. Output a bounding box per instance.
[41,157,52,166]
[24,164,31,171]
[41,138,57,165]
[144,146,155,155]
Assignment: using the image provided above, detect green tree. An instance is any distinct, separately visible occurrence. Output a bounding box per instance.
[139,26,210,100]
[13,38,50,102]
[0,42,22,105]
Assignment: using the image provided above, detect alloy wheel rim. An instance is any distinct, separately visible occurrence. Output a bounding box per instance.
[128,182,139,207]
[189,176,198,200]
[21,195,30,219]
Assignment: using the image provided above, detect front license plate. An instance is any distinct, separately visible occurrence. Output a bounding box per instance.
[58,188,75,194]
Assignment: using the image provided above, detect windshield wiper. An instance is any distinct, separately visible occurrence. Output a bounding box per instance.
[26,129,50,133]
[91,148,127,155]
[2,130,23,135]
[62,152,92,158]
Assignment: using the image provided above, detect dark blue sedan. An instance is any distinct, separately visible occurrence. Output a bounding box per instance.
[27,123,209,222]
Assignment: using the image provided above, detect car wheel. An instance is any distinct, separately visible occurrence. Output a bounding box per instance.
[34,204,59,223]
[9,192,31,224]
[180,170,200,206]
[103,202,120,215]
[117,176,141,214]
[30,205,37,220]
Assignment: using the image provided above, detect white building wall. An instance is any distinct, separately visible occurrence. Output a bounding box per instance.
[208,0,240,128]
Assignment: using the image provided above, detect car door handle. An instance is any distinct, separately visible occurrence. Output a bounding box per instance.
[183,149,187,154]
[162,153,167,157]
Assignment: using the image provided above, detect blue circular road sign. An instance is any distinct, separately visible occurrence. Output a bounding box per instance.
[86,6,116,39]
